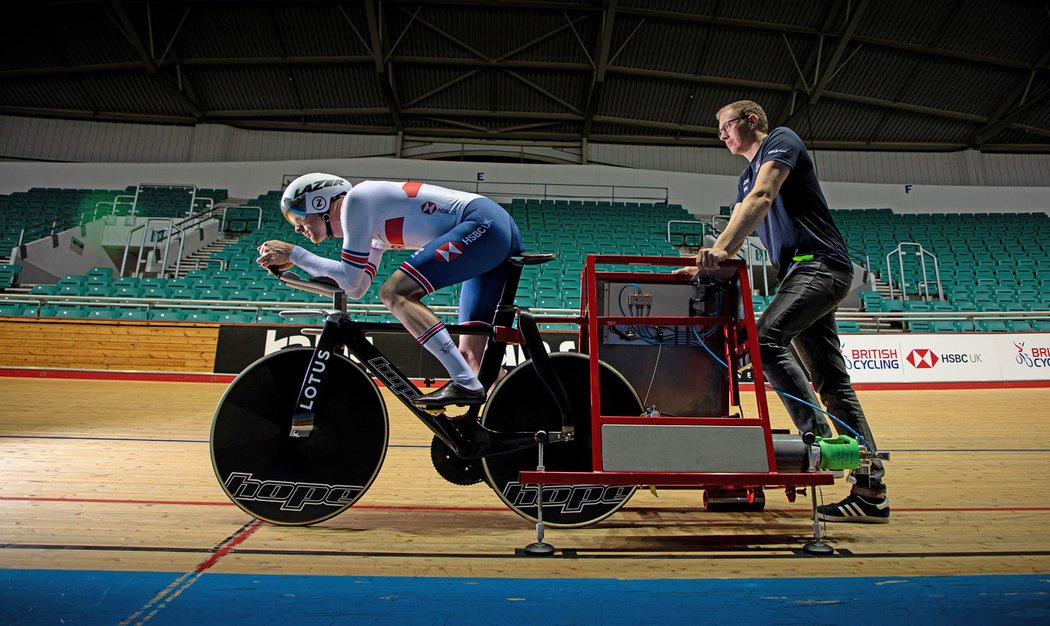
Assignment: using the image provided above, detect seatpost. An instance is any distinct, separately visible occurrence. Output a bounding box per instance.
[474,257,526,390]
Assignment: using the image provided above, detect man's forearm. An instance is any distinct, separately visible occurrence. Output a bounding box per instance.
[713,197,769,255]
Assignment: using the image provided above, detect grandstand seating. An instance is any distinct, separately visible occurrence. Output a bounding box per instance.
[2,189,1047,334]
[0,185,229,260]
[834,209,1049,313]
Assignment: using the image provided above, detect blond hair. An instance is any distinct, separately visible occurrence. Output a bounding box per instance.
[716,100,769,132]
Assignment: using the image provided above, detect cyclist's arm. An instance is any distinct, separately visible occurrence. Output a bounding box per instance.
[288,240,381,300]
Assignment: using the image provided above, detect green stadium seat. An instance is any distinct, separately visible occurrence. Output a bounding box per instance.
[117,309,149,320]
[976,319,1010,332]
[150,309,186,321]
[84,307,120,320]
[219,311,255,323]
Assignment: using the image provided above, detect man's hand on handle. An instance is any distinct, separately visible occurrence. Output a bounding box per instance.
[672,247,729,277]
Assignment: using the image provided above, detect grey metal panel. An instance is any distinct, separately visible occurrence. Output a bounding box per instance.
[601,424,769,472]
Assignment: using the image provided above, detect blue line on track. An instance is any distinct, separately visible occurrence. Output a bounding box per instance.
[1,570,1047,625]
[0,435,431,449]
[4,434,1047,454]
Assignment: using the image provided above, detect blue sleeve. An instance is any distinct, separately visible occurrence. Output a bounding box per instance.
[760,128,802,170]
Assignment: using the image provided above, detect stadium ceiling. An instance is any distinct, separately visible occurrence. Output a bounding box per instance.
[1,0,1049,154]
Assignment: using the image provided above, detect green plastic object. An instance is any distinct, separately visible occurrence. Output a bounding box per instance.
[816,435,861,470]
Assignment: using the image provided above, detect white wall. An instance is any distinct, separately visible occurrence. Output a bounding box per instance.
[0,156,1046,218]
[3,114,1050,188]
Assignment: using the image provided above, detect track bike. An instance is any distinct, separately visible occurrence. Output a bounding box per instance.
[209,254,643,528]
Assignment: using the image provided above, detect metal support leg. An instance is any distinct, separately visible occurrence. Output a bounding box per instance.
[803,487,834,556]
[523,440,555,556]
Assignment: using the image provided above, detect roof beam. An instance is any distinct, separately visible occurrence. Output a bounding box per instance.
[359,0,403,129]
[808,0,869,105]
[970,43,1050,146]
[582,0,616,138]
[107,0,203,118]
[779,0,865,129]
[822,91,986,123]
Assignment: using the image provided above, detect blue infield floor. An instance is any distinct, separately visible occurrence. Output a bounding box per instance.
[1,569,1049,625]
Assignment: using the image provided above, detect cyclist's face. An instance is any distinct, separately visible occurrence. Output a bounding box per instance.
[293,198,343,243]
[291,214,326,243]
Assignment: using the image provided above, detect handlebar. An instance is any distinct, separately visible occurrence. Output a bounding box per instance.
[269,265,346,311]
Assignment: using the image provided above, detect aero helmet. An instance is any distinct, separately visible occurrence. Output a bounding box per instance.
[279,173,352,227]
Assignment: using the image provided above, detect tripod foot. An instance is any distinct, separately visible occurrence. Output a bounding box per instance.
[802,540,835,556]
[523,542,556,557]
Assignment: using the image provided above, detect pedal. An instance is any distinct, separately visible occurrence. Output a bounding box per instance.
[430,435,485,486]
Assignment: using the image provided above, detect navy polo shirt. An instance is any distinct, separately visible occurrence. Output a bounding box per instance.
[736,127,852,280]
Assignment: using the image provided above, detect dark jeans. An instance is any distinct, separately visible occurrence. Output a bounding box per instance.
[756,260,886,496]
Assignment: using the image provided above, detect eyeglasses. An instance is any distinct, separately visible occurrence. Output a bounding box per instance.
[718,115,749,138]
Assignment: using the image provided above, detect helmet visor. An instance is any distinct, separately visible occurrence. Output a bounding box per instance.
[281,194,307,225]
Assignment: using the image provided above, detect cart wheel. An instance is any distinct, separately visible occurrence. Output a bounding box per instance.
[210,347,388,525]
[482,353,642,528]
[703,488,766,512]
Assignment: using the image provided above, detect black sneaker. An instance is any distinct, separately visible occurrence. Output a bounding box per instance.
[817,492,890,524]
[415,381,486,408]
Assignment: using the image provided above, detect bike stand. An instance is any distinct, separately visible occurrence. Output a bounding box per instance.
[522,440,556,557]
[802,487,835,556]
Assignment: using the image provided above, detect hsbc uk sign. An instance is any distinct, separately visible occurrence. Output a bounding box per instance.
[905,348,984,369]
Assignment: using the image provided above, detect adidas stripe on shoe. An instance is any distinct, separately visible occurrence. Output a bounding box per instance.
[817,492,890,524]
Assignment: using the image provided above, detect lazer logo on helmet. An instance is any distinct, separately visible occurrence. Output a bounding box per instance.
[224,472,362,511]
[502,482,633,514]
[294,179,346,197]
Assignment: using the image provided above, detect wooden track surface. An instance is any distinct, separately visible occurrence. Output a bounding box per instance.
[2,377,1049,580]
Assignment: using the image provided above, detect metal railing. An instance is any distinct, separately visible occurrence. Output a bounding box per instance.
[886,242,944,301]
[219,205,263,232]
[1,291,1046,333]
[282,173,671,205]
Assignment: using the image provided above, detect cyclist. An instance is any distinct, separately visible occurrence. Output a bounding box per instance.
[256,173,522,408]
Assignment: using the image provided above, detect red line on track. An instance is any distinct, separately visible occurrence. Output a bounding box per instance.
[3,496,1049,514]
[3,367,1049,389]
[0,495,508,512]
[195,520,263,573]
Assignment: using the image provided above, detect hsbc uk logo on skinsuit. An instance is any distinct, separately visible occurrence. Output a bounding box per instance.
[462,218,494,246]
[435,241,462,262]
[420,200,457,216]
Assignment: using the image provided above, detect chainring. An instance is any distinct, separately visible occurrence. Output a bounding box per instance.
[430,435,485,486]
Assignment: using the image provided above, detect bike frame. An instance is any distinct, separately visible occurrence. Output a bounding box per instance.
[276,255,573,459]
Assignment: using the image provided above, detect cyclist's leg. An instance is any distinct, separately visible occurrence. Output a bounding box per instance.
[380,272,481,392]
[392,198,519,404]
[455,202,523,373]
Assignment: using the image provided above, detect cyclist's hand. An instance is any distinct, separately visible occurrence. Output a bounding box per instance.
[257,240,294,270]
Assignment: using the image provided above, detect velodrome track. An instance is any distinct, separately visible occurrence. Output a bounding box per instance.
[2,370,1048,624]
